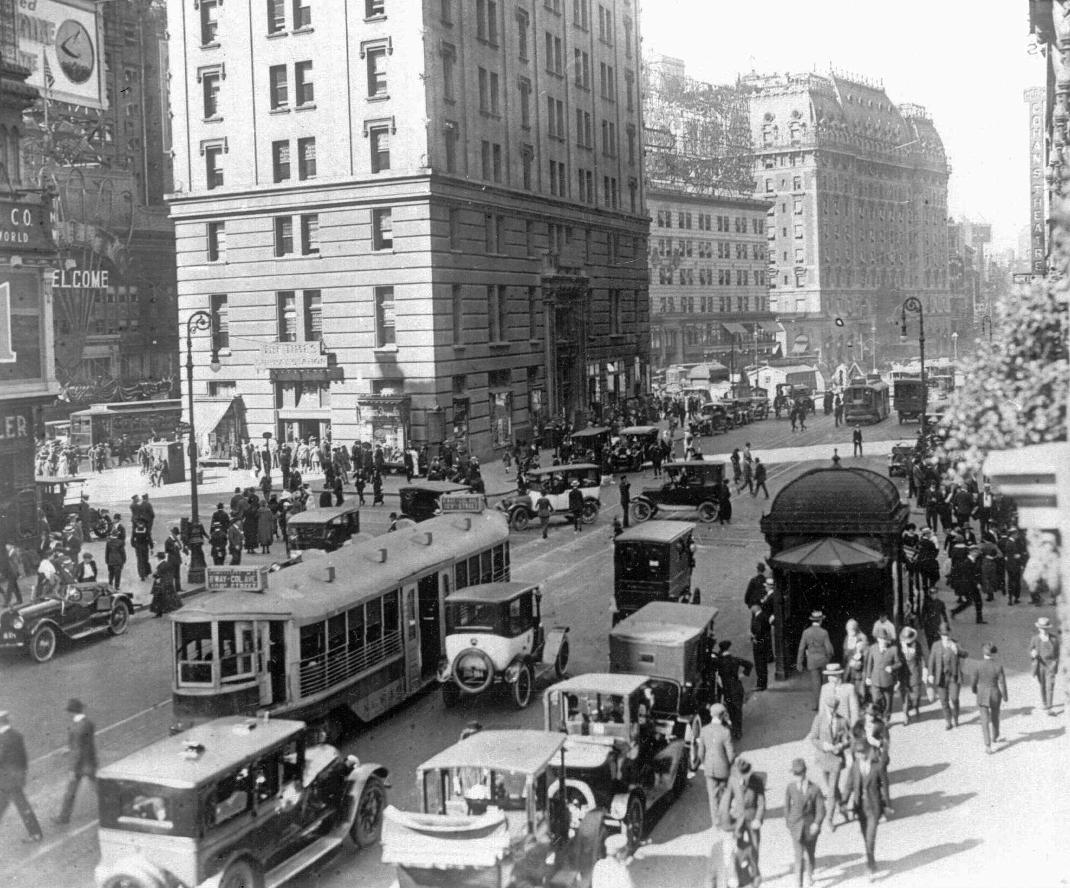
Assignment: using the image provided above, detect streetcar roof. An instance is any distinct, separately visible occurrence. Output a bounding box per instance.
[570,427,611,437]
[446,581,538,605]
[545,672,651,697]
[619,426,660,435]
[286,503,361,525]
[399,481,473,493]
[172,511,509,623]
[418,730,565,776]
[99,717,306,788]
[614,520,696,544]
[526,464,600,477]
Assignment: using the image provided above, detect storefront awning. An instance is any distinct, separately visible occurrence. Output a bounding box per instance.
[769,538,887,574]
[191,398,235,437]
[758,321,783,334]
[723,323,748,336]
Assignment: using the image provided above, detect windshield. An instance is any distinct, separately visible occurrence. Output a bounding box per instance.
[423,767,532,816]
[551,689,637,739]
[616,541,669,580]
[446,601,500,633]
[99,780,196,836]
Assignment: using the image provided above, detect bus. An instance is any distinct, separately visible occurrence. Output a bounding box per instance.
[170,510,511,738]
[843,380,891,424]
[69,399,182,455]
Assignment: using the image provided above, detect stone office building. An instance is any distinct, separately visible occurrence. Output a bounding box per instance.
[168,0,650,459]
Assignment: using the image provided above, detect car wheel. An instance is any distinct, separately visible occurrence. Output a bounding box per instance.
[93,513,113,540]
[554,638,570,679]
[630,500,653,523]
[29,624,58,663]
[108,599,131,636]
[351,776,387,848]
[441,681,461,708]
[219,858,261,888]
[697,501,719,523]
[581,499,599,524]
[101,873,164,888]
[622,793,645,852]
[512,661,533,709]
[510,509,530,532]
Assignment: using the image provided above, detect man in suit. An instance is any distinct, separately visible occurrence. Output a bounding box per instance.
[0,710,43,842]
[750,602,774,692]
[796,611,835,711]
[949,547,985,624]
[618,476,631,529]
[807,694,850,830]
[845,738,893,880]
[818,662,861,733]
[1030,617,1060,713]
[897,626,928,725]
[863,629,901,715]
[696,702,735,829]
[784,758,825,888]
[743,563,769,608]
[714,758,766,888]
[54,698,98,825]
[927,622,967,729]
[973,482,996,537]
[971,643,1008,754]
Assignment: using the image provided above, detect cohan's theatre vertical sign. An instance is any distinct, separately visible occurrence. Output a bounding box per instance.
[1025,87,1047,275]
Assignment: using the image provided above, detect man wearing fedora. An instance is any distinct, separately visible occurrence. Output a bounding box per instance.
[863,629,901,716]
[696,702,735,829]
[1029,617,1060,714]
[53,698,98,825]
[927,622,967,730]
[971,643,1008,754]
[807,692,850,830]
[784,758,825,888]
[896,626,928,725]
[0,710,42,843]
[818,663,860,737]
[844,737,892,881]
[797,611,835,711]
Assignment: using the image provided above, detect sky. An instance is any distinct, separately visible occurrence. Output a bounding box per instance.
[641,0,1040,253]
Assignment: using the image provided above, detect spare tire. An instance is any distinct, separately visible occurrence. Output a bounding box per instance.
[452,648,495,694]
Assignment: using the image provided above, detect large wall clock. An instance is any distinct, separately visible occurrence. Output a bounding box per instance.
[55,20,95,85]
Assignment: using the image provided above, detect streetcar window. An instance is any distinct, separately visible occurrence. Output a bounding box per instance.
[455,559,469,590]
[480,550,493,583]
[366,598,383,644]
[300,623,325,661]
[492,543,507,579]
[176,621,214,686]
[347,605,365,650]
[219,621,257,682]
[383,589,400,635]
[327,614,347,651]
[467,554,480,585]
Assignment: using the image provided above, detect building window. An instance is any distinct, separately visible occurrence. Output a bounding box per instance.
[549,160,566,197]
[521,146,534,190]
[599,62,615,100]
[547,96,564,139]
[487,284,507,342]
[367,48,387,98]
[609,289,621,335]
[451,284,464,343]
[303,290,322,341]
[375,286,395,347]
[202,72,221,119]
[210,294,229,351]
[300,213,319,254]
[625,70,634,110]
[484,213,502,253]
[275,216,294,256]
[267,0,286,33]
[295,61,314,106]
[623,14,633,56]
[201,0,220,44]
[597,4,613,42]
[293,0,312,29]
[476,0,498,43]
[269,64,288,109]
[441,0,452,24]
[528,286,539,338]
[297,137,316,179]
[277,291,297,341]
[794,224,803,238]
[626,125,635,164]
[444,122,458,171]
[373,208,393,250]
[369,126,390,171]
[544,32,563,75]
[205,146,223,189]
[449,207,462,249]
[519,78,532,128]
[573,0,590,29]
[517,10,529,59]
[365,0,385,18]
[478,68,499,115]
[576,109,592,147]
[207,221,226,261]
[793,198,803,215]
[441,44,456,101]
[574,49,590,89]
[272,140,291,182]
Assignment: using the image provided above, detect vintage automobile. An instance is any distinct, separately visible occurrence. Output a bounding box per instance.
[497,464,602,531]
[94,716,388,888]
[398,480,473,522]
[0,579,133,663]
[606,426,660,472]
[689,403,732,437]
[36,475,113,539]
[542,673,692,850]
[439,582,569,709]
[888,442,915,478]
[568,426,612,462]
[613,521,695,622]
[609,602,719,766]
[721,398,753,427]
[382,729,608,888]
[747,388,771,420]
[629,460,726,524]
[285,502,361,552]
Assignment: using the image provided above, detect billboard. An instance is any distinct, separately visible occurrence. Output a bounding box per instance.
[16,0,106,110]
[0,271,44,384]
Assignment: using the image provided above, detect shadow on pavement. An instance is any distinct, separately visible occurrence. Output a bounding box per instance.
[888,761,949,785]
[628,854,708,886]
[883,790,975,817]
[999,725,1065,752]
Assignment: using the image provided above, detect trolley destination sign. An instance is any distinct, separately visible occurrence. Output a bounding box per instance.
[205,565,271,593]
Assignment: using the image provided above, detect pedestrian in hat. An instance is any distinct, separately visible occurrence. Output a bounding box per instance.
[696,702,735,828]
[819,662,860,732]
[926,622,967,730]
[743,563,769,609]
[807,693,850,831]
[165,526,184,593]
[568,479,584,534]
[371,469,384,506]
[896,626,927,725]
[971,643,1008,754]
[149,552,182,617]
[0,710,42,843]
[863,629,901,716]
[716,758,766,887]
[591,832,635,888]
[870,612,895,643]
[53,699,97,825]
[750,600,774,692]
[618,475,631,529]
[1029,617,1061,714]
[714,640,752,742]
[844,737,892,881]
[797,611,834,711]
[784,758,824,888]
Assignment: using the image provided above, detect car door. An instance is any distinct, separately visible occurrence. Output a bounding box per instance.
[60,585,97,634]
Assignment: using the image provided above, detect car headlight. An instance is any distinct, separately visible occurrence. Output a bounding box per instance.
[504,662,520,682]
[11,616,23,630]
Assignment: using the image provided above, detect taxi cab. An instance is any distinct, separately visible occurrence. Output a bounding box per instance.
[285,502,361,551]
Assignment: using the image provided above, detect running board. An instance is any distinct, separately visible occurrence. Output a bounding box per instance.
[264,834,344,888]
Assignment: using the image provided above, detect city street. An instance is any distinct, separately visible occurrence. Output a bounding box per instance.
[1,412,1064,887]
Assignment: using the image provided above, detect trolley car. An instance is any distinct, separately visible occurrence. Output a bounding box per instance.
[843,380,890,424]
[171,511,511,738]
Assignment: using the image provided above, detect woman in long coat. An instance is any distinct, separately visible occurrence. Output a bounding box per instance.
[150,552,183,617]
[243,496,260,553]
[257,502,274,554]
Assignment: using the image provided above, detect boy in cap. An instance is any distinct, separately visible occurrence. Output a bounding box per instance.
[1029,617,1060,713]
[971,643,1008,753]
[784,758,825,888]
[53,699,97,825]
[796,611,834,711]
[0,710,43,842]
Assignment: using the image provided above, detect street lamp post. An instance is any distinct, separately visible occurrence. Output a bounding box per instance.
[951,331,958,364]
[901,297,926,440]
[185,310,220,584]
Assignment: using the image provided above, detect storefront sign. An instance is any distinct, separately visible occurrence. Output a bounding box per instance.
[206,565,270,593]
[1025,87,1047,275]
[0,273,44,381]
[0,404,34,456]
[0,199,53,253]
[50,268,109,290]
[440,493,488,514]
[257,341,328,369]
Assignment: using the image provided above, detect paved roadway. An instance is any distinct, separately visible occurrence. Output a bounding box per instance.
[3,411,1066,887]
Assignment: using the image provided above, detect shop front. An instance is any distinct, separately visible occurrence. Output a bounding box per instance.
[356,393,412,464]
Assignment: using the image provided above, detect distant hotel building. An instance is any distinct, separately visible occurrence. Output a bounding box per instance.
[168,0,650,458]
[742,71,952,365]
